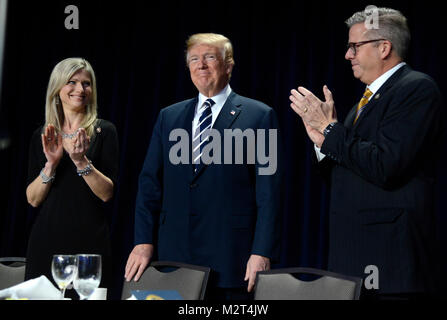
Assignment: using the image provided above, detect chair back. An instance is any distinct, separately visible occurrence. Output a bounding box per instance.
[254,267,362,300]
[0,257,26,290]
[121,261,210,300]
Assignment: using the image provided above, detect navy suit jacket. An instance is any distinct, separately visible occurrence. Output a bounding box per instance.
[134,91,282,287]
[320,65,445,294]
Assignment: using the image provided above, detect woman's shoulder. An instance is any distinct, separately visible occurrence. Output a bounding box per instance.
[95,118,117,134]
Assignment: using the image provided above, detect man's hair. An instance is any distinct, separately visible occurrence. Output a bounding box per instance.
[185,33,235,67]
[345,7,410,60]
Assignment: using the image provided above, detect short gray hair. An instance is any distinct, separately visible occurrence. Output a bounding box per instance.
[345,7,410,60]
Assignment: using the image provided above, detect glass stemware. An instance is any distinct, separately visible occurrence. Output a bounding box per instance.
[73,254,102,300]
[51,254,77,299]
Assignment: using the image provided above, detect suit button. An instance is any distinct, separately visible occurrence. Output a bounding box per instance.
[190,183,197,188]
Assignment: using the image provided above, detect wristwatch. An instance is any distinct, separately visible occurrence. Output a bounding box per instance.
[323,122,337,137]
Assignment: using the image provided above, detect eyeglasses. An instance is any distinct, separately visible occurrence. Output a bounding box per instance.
[346,39,387,56]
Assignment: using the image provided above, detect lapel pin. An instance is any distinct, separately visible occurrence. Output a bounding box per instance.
[374,94,380,100]
[230,110,236,116]
[96,127,102,133]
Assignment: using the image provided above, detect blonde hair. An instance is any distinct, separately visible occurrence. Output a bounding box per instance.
[44,57,98,137]
[185,33,235,68]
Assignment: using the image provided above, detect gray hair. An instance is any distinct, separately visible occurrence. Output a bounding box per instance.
[345,7,410,60]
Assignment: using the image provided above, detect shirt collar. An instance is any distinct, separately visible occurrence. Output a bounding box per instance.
[367,62,406,96]
[197,84,232,112]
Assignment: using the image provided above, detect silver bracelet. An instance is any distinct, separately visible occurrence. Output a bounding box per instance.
[40,168,55,184]
[77,160,93,176]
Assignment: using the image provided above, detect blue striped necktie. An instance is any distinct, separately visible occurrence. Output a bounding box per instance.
[192,98,215,172]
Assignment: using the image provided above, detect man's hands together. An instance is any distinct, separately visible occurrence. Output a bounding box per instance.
[289,85,337,147]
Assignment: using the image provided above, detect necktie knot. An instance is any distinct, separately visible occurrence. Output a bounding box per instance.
[193,98,215,172]
[362,88,373,100]
[353,88,373,124]
[198,98,214,122]
[202,98,215,110]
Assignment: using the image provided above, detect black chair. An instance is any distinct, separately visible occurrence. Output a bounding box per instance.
[254,267,362,300]
[0,257,27,290]
[121,261,210,300]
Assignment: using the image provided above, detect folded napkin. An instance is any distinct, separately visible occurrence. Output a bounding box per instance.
[0,275,63,300]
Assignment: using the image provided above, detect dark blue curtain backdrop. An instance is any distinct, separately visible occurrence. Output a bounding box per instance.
[1,0,446,299]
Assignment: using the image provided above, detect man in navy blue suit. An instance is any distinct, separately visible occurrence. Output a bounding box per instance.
[125,33,282,299]
[290,7,445,299]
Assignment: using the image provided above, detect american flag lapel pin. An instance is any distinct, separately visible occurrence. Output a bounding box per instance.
[230,110,236,116]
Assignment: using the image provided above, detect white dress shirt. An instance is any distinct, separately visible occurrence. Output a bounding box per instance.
[315,62,406,161]
[192,84,232,136]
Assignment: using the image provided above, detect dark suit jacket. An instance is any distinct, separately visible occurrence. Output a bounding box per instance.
[320,65,445,294]
[134,91,282,288]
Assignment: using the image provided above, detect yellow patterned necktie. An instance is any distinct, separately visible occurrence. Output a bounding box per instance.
[353,88,373,124]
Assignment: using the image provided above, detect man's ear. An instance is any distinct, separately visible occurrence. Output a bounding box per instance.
[381,40,393,59]
[226,63,234,75]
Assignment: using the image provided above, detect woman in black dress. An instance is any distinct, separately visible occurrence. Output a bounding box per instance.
[25,58,118,297]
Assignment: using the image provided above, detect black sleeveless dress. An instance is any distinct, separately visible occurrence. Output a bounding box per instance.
[25,119,119,295]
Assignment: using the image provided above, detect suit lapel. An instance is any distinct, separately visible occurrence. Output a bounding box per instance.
[191,92,242,182]
[181,98,198,182]
[344,104,357,128]
[352,65,411,128]
[211,92,242,133]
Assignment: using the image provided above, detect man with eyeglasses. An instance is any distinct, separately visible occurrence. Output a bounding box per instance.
[290,7,444,299]
[125,33,282,300]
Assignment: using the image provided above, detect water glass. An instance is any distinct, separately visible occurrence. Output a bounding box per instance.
[73,254,102,300]
[51,254,77,299]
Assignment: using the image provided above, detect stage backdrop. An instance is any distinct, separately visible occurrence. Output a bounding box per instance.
[1,0,446,299]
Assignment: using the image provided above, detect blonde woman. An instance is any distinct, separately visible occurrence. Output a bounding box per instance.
[25,58,118,295]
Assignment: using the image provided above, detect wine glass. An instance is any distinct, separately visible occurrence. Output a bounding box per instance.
[51,254,77,299]
[73,254,102,300]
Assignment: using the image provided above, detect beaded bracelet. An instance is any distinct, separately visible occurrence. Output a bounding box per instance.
[77,160,93,176]
[40,168,55,184]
